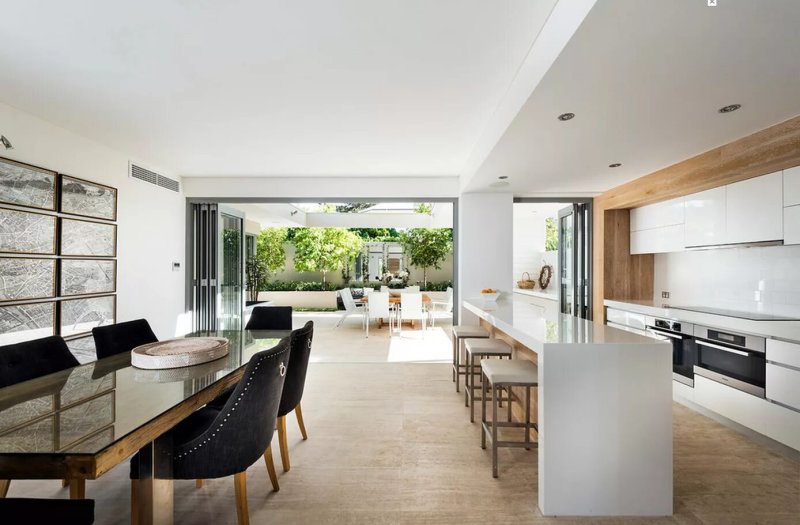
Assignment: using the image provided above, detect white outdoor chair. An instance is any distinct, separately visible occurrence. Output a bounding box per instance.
[429,286,453,328]
[380,286,389,293]
[405,285,421,293]
[363,288,375,297]
[337,288,365,328]
[365,292,392,337]
[398,292,426,336]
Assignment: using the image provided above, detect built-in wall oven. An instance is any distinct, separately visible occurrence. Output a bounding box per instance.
[693,325,766,398]
[645,317,696,387]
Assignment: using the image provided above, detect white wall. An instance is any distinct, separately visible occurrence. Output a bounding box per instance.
[183,176,459,199]
[654,244,800,317]
[458,193,514,323]
[0,102,187,338]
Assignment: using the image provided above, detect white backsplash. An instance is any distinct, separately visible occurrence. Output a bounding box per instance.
[654,244,800,316]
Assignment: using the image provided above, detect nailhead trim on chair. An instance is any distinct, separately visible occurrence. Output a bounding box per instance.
[175,347,289,460]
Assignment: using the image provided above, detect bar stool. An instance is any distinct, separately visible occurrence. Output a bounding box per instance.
[464,339,512,422]
[451,325,489,392]
[480,358,538,478]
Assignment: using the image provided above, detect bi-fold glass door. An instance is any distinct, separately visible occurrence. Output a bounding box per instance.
[558,203,592,319]
[191,204,244,331]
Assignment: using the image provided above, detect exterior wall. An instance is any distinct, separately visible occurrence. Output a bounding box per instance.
[0,101,187,339]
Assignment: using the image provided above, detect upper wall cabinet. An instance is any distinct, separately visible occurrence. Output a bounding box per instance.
[629,197,685,255]
[685,187,726,247]
[725,171,783,245]
[784,166,800,207]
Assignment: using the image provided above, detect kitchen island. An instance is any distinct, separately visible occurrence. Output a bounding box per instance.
[463,295,673,517]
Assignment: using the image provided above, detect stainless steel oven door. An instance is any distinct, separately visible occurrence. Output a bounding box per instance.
[694,339,766,398]
[646,326,696,387]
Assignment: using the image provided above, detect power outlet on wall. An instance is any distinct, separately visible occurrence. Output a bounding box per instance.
[661,291,670,299]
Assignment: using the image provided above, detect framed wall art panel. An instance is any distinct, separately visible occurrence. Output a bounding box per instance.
[0,301,56,345]
[60,218,117,257]
[59,294,116,338]
[60,259,116,297]
[0,257,56,302]
[0,208,57,255]
[59,175,117,221]
[0,157,57,211]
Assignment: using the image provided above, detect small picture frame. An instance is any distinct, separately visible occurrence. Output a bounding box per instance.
[59,175,117,221]
[0,157,57,211]
[60,217,117,257]
[59,294,116,338]
[0,207,57,255]
[60,259,116,297]
[0,257,56,302]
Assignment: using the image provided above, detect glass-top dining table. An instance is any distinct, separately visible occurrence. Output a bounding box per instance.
[0,328,292,525]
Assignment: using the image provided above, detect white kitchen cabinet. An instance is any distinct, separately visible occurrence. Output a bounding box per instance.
[784,165,800,207]
[684,187,726,247]
[767,338,800,369]
[784,205,800,245]
[695,375,800,451]
[630,197,684,232]
[630,224,685,254]
[766,363,800,412]
[725,171,783,244]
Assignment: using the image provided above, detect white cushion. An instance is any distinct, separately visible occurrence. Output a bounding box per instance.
[481,359,538,385]
[452,325,489,338]
[465,338,512,356]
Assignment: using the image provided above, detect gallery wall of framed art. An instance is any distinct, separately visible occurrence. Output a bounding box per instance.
[0,155,118,352]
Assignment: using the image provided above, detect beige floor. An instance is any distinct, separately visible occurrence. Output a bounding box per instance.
[8,313,800,524]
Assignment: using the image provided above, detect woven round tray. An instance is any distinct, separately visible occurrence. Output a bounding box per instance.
[131,337,230,370]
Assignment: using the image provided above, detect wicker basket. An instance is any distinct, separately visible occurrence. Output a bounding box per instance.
[517,272,536,290]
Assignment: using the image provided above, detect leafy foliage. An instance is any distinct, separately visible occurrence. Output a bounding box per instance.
[545,217,558,251]
[292,227,363,284]
[245,256,268,301]
[399,228,453,288]
[348,227,399,240]
[413,202,434,215]
[261,280,338,291]
[336,203,375,213]
[256,227,288,274]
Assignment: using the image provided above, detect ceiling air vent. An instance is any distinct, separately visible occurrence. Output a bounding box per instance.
[129,163,180,192]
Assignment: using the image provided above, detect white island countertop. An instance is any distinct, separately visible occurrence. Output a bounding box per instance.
[463,295,673,517]
[465,295,660,352]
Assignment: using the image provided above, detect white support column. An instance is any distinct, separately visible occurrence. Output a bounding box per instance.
[458,193,513,324]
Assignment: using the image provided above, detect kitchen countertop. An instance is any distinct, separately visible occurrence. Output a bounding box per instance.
[465,295,663,352]
[513,288,558,301]
[604,299,800,343]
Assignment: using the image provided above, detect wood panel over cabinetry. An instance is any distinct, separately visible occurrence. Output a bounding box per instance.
[593,114,800,319]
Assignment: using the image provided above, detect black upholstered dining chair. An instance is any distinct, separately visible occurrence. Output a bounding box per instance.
[274,320,314,473]
[0,336,81,499]
[0,498,94,524]
[0,335,79,388]
[130,338,291,525]
[92,319,158,359]
[245,306,293,330]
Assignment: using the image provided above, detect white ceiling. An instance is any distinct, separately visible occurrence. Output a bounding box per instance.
[0,0,555,177]
[464,0,800,194]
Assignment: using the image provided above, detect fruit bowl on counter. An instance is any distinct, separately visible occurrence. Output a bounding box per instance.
[480,289,501,302]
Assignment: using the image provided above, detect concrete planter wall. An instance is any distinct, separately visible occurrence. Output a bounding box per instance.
[257,291,338,309]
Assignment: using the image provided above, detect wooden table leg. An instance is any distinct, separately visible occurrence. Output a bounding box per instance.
[69,479,86,499]
[135,437,174,525]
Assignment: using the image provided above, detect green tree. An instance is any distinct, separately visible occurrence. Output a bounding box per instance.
[399,228,453,288]
[413,202,433,215]
[292,228,363,286]
[257,227,288,275]
[245,256,268,302]
[545,217,558,251]
[336,203,375,213]
[348,227,399,240]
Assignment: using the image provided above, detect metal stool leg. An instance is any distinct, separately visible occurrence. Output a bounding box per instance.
[480,370,487,450]
[465,350,471,408]
[452,334,456,382]
[455,337,461,393]
[507,385,513,422]
[525,385,532,450]
[492,382,499,478]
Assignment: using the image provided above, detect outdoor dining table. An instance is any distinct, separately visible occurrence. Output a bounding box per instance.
[0,328,292,525]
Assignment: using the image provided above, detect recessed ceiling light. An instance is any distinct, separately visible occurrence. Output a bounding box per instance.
[718,104,741,114]
[609,163,622,168]
[558,113,575,121]
[498,176,508,180]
